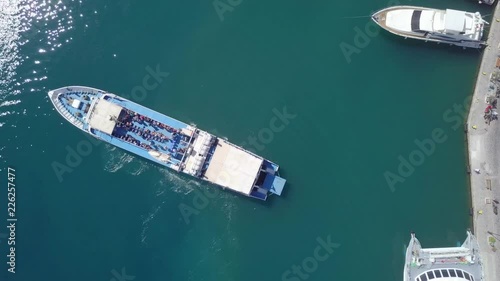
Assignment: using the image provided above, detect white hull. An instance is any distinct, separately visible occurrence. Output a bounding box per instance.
[372,6,487,48]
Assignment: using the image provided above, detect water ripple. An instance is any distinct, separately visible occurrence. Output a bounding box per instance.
[0,0,22,98]
[0,99,21,107]
[103,146,135,173]
[1,0,96,106]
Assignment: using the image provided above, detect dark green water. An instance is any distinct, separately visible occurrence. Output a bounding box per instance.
[0,0,491,280]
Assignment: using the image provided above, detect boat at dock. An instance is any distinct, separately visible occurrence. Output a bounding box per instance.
[404,230,483,281]
[372,6,488,48]
[48,86,286,200]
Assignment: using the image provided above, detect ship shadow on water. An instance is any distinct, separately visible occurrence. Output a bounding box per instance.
[377,31,486,56]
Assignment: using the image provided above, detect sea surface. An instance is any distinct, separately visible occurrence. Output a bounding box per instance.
[0,0,492,280]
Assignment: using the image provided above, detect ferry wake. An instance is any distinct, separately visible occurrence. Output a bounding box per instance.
[48,86,286,200]
[372,6,488,48]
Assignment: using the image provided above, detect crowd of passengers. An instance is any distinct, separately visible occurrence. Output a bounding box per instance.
[114,110,187,153]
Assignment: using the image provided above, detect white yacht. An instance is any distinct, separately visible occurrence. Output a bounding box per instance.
[372,6,488,48]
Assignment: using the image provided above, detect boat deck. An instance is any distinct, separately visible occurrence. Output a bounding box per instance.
[405,231,483,281]
[109,108,192,166]
[372,6,430,39]
[83,94,201,169]
[51,88,99,130]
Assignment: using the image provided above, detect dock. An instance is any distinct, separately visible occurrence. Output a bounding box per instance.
[466,2,500,281]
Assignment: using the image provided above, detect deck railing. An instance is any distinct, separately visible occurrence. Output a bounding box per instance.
[54,99,84,129]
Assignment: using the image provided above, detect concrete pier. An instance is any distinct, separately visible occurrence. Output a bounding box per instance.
[467,3,500,281]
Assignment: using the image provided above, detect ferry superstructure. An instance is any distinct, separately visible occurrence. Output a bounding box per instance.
[48,86,286,200]
[372,6,488,48]
[404,231,483,281]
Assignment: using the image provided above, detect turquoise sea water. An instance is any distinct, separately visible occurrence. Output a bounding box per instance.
[0,0,492,280]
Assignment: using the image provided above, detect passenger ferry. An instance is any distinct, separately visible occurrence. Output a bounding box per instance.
[372,6,488,48]
[48,86,286,200]
[404,230,483,281]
